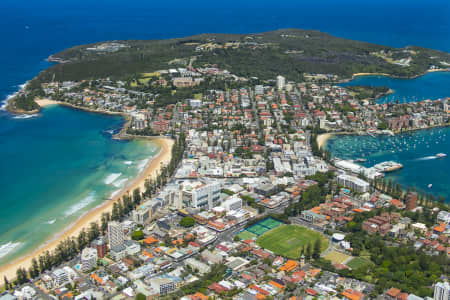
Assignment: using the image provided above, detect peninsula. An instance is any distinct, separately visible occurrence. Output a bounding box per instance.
[2,28,450,299]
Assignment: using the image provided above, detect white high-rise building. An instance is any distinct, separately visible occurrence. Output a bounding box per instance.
[434,281,450,300]
[276,75,286,90]
[182,181,221,210]
[108,221,124,250]
[52,269,69,287]
[81,247,98,272]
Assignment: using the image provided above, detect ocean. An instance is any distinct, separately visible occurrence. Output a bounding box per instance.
[0,0,449,266]
[0,105,159,264]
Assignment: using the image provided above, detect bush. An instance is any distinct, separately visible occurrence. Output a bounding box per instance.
[180,217,195,228]
[132,230,144,240]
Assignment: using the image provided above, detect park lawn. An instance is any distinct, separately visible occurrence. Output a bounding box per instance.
[346,257,373,270]
[256,225,329,259]
[138,77,152,85]
[237,230,257,241]
[323,250,352,264]
[141,72,160,77]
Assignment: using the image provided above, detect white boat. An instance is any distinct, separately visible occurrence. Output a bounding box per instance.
[428,184,432,188]
[436,153,447,158]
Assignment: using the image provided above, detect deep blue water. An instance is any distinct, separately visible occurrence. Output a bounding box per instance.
[340,72,450,103]
[326,127,450,201]
[0,0,449,265]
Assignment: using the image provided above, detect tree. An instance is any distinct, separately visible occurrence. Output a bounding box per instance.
[77,228,88,251]
[4,276,9,290]
[30,258,40,278]
[133,188,141,206]
[179,217,195,228]
[16,267,28,285]
[88,222,100,242]
[313,238,322,259]
[101,212,110,233]
[112,202,120,221]
[132,229,145,240]
[306,243,312,260]
[135,293,146,300]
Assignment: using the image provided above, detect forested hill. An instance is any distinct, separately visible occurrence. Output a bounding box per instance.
[32,28,450,84]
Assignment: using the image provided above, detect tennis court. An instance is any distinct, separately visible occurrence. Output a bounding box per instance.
[259,218,282,229]
[247,224,269,236]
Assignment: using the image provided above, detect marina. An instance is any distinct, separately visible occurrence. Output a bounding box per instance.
[326,126,450,200]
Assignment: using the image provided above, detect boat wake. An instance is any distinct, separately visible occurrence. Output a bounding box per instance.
[0,242,23,259]
[46,219,56,225]
[415,156,437,161]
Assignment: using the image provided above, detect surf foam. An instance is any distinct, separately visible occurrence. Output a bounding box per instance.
[113,177,129,188]
[64,192,96,217]
[104,173,122,185]
[0,242,23,259]
[137,159,149,172]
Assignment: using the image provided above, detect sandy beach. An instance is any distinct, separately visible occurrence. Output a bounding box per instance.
[0,129,173,280]
[317,133,333,149]
[35,99,61,107]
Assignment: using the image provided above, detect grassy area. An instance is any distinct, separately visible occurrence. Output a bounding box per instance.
[237,230,257,241]
[194,93,203,100]
[323,250,352,264]
[256,225,329,259]
[346,257,372,270]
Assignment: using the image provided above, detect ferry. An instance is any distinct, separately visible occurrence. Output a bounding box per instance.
[436,153,447,158]
[373,161,403,172]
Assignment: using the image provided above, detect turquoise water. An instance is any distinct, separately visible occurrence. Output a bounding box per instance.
[0,105,159,265]
[340,71,450,103]
[325,127,450,201]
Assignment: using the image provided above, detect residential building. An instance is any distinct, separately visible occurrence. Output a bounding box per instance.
[150,277,176,296]
[434,281,450,300]
[405,192,417,211]
[108,221,124,250]
[276,75,286,90]
[52,269,69,287]
[182,180,221,209]
[337,174,369,193]
[92,237,107,258]
[81,248,98,272]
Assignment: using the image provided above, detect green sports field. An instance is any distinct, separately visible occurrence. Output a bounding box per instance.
[346,257,372,270]
[256,225,329,259]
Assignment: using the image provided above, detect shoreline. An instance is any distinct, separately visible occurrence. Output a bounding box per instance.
[316,131,355,149]
[0,103,174,281]
[337,68,450,84]
[317,124,450,150]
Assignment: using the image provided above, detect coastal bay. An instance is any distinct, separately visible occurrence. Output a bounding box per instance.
[325,127,450,201]
[0,105,173,279]
[340,71,450,103]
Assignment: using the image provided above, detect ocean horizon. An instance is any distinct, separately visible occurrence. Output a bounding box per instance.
[0,0,449,267]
